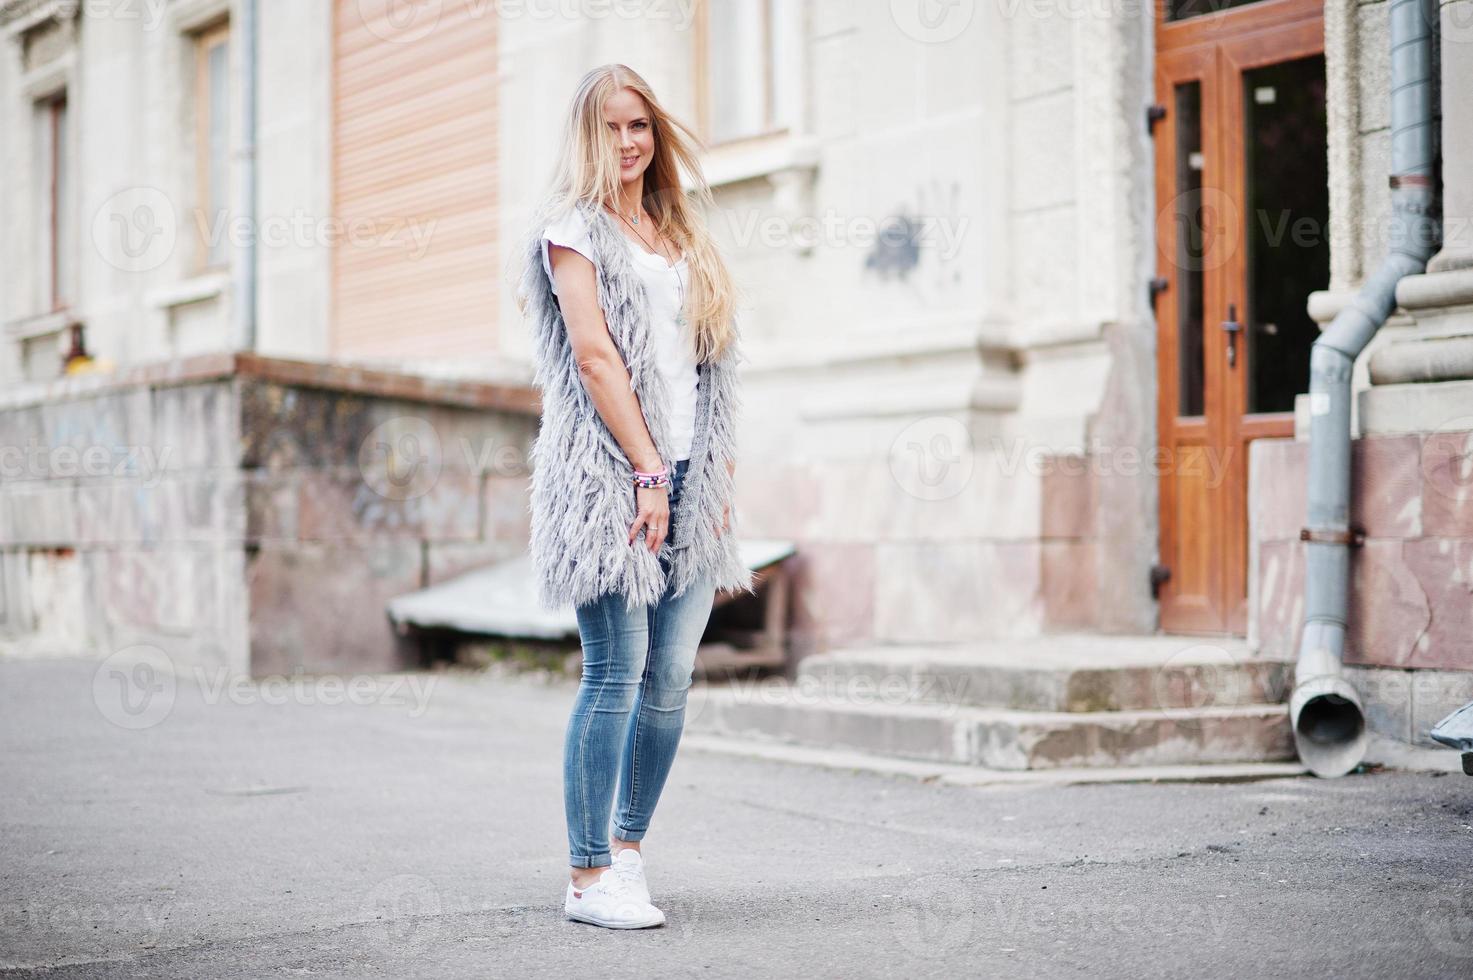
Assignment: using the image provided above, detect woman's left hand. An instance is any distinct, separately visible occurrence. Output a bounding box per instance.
[715,503,730,538]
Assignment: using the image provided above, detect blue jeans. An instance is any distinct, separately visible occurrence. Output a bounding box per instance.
[563,457,717,868]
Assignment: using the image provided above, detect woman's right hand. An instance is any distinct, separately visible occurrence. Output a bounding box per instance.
[629,485,670,553]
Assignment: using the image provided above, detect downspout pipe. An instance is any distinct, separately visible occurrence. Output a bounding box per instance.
[1293,0,1439,777]
[232,0,259,352]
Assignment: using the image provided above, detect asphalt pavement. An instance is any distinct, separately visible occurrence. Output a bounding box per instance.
[2,656,1470,979]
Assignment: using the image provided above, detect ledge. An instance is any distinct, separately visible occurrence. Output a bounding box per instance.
[0,351,542,415]
[146,272,229,310]
[4,308,80,342]
[688,132,820,190]
[0,0,77,37]
[1395,266,1473,315]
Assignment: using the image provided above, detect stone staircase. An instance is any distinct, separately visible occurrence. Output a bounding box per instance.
[687,634,1296,770]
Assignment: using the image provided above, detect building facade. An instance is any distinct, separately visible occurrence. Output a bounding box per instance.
[1,0,1469,749]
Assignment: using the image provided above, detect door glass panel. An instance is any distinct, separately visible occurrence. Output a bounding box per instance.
[1167,0,1270,21]
[1242,55,1328,414]
[1173,81,1205,417]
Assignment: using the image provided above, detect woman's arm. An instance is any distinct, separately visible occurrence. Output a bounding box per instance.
[548,243,669,553]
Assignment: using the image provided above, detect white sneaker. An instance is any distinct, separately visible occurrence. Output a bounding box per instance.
[608,847,651,905]
[564,865,664,929]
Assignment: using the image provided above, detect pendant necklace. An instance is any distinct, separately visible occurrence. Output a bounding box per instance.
[608,203,688,330]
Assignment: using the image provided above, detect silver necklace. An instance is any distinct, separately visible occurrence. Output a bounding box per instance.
[673,256,687,330]
[607,203,688,329]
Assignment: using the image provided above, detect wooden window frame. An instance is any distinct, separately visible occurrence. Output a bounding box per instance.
[694,0,788,147]
[193,20,230,272]
[42,93,68,312]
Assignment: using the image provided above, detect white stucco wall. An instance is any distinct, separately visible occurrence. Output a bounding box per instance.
[0,0,331,389]
[495,1,1158,643]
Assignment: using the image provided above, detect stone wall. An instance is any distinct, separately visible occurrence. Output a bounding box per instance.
[1248,428,1473,745]
[0,353,538,676]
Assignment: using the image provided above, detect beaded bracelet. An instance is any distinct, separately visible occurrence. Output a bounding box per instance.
[633,465,669,490]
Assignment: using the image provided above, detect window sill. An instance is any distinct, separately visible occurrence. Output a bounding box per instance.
[1,0,79,40]
[689,132,820,191]
[5,308,80,341]
[146,271,229,310]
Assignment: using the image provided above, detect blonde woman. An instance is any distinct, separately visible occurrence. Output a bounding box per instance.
[514,64,756,929]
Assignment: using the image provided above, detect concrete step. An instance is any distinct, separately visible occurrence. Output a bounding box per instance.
[795,634,1292,714]
[687,681,1294,770]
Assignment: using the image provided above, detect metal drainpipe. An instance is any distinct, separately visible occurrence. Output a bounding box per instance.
[1292,0,1439,777]
[233,0,259,352]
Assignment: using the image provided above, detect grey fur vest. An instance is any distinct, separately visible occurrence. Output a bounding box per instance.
[520,197,756,612]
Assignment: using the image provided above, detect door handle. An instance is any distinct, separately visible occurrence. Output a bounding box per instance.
[1222,303,1241,369]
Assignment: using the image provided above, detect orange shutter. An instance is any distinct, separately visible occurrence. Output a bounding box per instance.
[331,0,498,360]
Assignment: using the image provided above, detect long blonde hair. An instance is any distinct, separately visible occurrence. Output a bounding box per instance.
[513,64,740,364]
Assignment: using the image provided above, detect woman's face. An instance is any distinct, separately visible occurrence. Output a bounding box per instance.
[603,88,655,188]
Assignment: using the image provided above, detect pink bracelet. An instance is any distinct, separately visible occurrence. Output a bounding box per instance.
[633,464,669,490]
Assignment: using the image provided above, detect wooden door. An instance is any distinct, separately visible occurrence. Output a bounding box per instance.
[1153,0,1326,634]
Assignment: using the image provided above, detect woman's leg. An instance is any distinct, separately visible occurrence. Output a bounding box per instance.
[610,564,717,846]
[564,589,649,880]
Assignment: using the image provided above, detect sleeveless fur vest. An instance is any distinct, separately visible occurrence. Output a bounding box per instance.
[520,197,756,611]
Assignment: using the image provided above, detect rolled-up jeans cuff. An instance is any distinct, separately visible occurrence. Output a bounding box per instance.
[569,851,611,869]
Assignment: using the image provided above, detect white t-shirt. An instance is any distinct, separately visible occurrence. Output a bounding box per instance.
[541,207,699,461]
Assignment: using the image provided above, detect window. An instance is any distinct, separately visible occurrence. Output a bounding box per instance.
[698,0,799,145]
[194,21,230,270]
[37,94,71,311]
